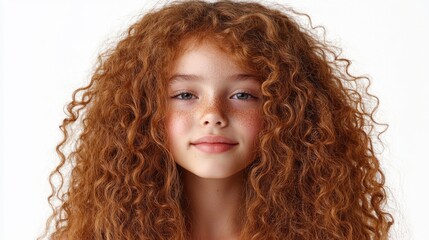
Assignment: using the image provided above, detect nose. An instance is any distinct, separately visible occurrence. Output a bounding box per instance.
[199,99,228,128]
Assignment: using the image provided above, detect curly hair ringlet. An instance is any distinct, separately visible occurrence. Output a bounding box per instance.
[39,0,394,239]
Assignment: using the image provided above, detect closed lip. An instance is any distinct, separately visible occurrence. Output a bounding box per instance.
[191,135,238,145]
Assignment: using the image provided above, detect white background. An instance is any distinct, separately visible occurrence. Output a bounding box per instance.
[1,0,428,239]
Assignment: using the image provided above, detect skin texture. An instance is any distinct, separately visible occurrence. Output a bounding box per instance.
[165,40,263,239]
[166,39,263,179]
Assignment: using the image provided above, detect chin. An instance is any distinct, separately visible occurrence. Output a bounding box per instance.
[184,166,244,180]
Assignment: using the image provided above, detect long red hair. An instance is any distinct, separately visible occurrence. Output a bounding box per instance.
[40,0,394,239]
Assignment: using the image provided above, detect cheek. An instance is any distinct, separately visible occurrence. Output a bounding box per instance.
[165,110,192,143]
[234,107,263,140]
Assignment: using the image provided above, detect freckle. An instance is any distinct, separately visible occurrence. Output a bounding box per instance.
[235,108,261,129]
[179,110,193,122]
[200,98,226,115]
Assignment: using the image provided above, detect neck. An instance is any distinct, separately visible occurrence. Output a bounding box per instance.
[182,169,244,240]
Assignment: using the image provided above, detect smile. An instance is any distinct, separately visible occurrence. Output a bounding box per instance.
[191,143,238,153]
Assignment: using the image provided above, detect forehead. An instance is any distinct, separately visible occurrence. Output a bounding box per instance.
[167,37,261,80]
[168,38,262,84]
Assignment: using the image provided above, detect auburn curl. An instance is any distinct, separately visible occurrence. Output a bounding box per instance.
[40,0,394,239]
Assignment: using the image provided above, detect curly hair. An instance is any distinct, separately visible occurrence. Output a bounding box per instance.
[40,0,394,239]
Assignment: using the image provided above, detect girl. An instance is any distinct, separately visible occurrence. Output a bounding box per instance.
[40,0,394,239]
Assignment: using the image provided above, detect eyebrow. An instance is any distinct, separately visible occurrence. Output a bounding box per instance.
[168,73,260,83]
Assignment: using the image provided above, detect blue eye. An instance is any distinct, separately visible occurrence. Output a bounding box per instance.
[171,91,257,101]
[172,92,196,100]
[232,92,257,101]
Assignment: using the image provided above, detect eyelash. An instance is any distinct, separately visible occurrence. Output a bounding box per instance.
[172,91,257,101]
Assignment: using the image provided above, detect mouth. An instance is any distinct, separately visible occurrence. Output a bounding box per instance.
[190,135,238,153]
[191,142,238,154]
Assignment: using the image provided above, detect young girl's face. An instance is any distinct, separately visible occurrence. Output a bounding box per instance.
[165,39,263,179]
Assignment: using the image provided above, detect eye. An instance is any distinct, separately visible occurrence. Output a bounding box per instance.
[231,91,257,101]
[172,91,196,100]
